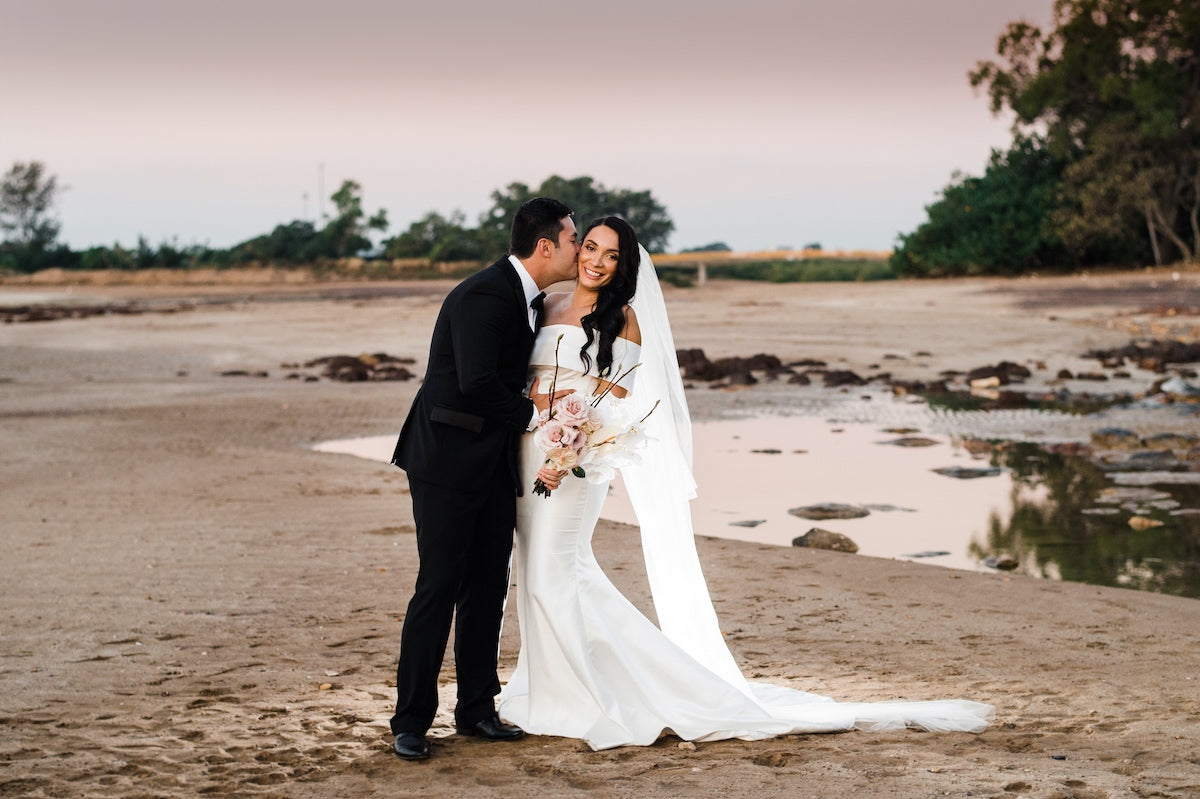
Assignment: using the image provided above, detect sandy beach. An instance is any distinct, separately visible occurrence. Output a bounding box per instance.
[2,269,1199,798]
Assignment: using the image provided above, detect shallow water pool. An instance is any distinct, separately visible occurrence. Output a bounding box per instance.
[315,409,1200,598]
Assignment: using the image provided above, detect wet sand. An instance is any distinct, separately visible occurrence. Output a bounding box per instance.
[2,269,1199,798]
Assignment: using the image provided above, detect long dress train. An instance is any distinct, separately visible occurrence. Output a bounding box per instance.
[497,323,992,750]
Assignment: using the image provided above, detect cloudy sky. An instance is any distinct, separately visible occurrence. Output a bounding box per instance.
[1,0,1054,252]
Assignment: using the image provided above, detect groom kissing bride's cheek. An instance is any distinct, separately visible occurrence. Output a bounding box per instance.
[387,199,992,760]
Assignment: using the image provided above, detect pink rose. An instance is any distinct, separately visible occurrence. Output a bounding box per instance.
[534,421,585,454]
[551,392,593,428]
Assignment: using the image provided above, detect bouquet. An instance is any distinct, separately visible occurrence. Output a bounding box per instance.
[531,335,658,497]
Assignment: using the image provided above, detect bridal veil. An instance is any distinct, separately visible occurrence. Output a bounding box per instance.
[620,245,992,732]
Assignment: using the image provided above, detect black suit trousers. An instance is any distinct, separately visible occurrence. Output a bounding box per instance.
[390,466,516,735]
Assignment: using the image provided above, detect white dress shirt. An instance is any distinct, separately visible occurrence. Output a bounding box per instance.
[508,255,544,430]
[508,255,541,331]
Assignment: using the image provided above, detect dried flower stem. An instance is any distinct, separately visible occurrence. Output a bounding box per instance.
[592,362,642,406]
[546,333,565,420]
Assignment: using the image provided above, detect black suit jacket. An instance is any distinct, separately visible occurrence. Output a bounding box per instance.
[391,257,536,494]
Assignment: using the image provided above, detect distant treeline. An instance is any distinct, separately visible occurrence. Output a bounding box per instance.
[0,172,673,275]
[651,258,895,287]
[892,0,1199,276]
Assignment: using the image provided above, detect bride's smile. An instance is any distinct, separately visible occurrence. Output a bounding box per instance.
[577,225,620,290]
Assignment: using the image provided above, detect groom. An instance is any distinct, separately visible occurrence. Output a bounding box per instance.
[388,197,579,760]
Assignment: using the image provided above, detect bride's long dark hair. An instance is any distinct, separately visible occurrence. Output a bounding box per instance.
[579,216,640,378]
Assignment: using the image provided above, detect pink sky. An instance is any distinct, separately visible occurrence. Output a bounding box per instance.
[1,0,1054,251]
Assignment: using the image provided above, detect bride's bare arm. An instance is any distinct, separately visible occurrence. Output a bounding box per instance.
[621,305,642,345]
[595,306,642,399]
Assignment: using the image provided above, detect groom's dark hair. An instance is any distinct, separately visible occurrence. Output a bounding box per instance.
[510,197,573,257]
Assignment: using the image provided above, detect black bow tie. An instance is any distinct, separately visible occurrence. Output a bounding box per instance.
[530,292,546,329]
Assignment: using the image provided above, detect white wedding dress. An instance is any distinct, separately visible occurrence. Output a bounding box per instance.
[497,256,992,751]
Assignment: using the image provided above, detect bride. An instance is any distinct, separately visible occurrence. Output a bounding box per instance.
[498,217,992,750]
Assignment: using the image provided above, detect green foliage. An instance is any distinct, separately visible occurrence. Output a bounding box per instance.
[321,179,388,258]
[476,175,674,254]
[0,243,76,273]
[1,168,673,273]
[0,161,60,248]
[152,240,192,269]
[80,245,136,270]
[0,161,63,272]
[708,258,895,283]
[71,240,213,271]
[681,241,731,253]
[384,211,489,262]
[655,268,695,287]
[891,135,1070,276]
[226,180,388,264]
[228,221,323,263]
[969,0,1200,265]
[970,443,1200,597]
[382,175,675,266]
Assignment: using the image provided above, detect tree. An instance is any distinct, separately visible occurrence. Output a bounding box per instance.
[79,245,135,271]
[226,179,389,264]
[320,179,388,257]
[0,161,63,271]
[0,161,60,247]
[892,135,1069,276]
[385,210,488,261]
[969,0,1200,264]
[478,175,674,253]
[228,220,322,264]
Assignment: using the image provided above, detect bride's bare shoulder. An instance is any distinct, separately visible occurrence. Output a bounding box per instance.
[544,291,573,315]
[621,305,642,345]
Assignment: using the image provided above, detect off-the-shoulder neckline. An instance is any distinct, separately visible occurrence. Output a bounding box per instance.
[539,323,641,347]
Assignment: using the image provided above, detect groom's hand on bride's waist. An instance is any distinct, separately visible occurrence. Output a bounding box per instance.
[528,377,573,414]
[530,390,572,413]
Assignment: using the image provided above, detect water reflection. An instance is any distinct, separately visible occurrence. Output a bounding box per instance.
[971,443,1200,598]
[603,418,1014,572]
[312,414,1200,598]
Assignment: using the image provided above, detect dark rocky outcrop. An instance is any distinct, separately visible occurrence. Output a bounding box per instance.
[932,466,1003,479]
[676,348,792,385]
[303,353,417,382]
[1142,432,1200,451]
[1091,428,1143,450]
[966,361,1032,387]
[1,302,183,323]
[1083,340,1200,372]
[822,370,866,388]
[788,503,870,520]
[881,437,939,447]
[792,528,859,553]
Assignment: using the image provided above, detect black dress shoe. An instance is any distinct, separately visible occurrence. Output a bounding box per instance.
[456,715,525,741]
[392,731,430,760]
